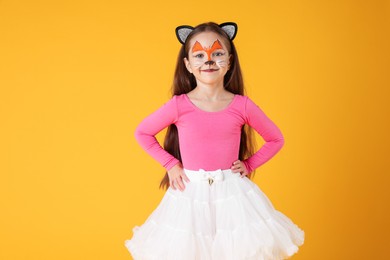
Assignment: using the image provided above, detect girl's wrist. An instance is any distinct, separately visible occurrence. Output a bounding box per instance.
[167,161,182,172]
[242,160,251,174]
[166,160,181,171]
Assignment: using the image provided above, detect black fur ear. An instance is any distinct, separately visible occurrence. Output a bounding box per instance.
[219,22,238,41]
[175,25,194,44]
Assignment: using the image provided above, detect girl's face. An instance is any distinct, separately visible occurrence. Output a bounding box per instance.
[184,31,232,86]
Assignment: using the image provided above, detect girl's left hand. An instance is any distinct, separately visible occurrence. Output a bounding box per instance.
[231,160,249,178]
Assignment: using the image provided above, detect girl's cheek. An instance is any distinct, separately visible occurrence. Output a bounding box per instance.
[215,59,228,68]
[193,60,204,68]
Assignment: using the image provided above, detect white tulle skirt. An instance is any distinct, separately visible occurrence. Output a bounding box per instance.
[124,168,305,260]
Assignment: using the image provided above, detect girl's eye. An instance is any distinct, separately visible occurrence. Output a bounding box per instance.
[194,53,204,58]
[213,52,225,57]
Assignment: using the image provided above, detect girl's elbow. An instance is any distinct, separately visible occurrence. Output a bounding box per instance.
[134,127,141,139]
[276,136,285,149]
[279,137,285,145]
[134,125,146,142]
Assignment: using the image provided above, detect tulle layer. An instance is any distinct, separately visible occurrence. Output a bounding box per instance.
[125,170,304,260]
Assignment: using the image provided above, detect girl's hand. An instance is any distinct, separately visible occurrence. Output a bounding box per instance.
[231,160,249,178]
[167,163,190,191]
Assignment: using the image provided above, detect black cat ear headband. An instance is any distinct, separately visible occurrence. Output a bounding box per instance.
[175,22,238,45]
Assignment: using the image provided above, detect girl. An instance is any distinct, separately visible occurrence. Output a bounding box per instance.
[125,21,305,260]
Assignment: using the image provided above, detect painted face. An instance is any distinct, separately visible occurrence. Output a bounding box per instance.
[191,39,228,69]
[184,31,232,85]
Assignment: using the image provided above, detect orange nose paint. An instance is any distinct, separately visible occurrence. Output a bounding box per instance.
[192,40,223,60]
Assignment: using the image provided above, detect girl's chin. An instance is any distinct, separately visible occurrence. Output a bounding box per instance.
[194,78,225,86]
[195,74,226,81]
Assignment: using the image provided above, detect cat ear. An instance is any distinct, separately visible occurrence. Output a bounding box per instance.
[219,22,238,41]
[175,25,194,45]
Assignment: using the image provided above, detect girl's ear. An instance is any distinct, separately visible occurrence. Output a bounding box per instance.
[183,57,193,73]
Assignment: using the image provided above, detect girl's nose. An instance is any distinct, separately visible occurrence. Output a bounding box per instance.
[205,60,215,65]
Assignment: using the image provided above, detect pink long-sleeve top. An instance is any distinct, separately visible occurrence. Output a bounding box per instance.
[134,93,285,173]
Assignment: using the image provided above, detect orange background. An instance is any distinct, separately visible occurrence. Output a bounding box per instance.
[1,0,389,259]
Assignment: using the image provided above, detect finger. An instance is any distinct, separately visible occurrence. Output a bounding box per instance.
[231,165,242,172]
[240,170,248,177]
[233,160,240,165]
[176,178,186,191]
[170,180,177,190]
[182,173,191,183]
[231,164,240,171]
[173,179,182,191]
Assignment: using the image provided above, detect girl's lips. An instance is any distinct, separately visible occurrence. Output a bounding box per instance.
[202,69,218,72]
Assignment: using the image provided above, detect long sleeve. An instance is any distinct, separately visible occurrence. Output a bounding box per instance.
[134,95,180,171]
[242,97,285,173]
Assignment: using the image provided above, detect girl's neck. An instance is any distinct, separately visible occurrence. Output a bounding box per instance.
[189,83,232,101]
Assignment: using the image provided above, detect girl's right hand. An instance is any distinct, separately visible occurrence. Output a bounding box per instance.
[167,163,190,192]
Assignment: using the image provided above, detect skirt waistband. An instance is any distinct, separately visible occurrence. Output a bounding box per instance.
[183,168,239,185]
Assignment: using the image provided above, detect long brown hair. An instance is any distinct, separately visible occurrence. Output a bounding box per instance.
[159,21,257,190]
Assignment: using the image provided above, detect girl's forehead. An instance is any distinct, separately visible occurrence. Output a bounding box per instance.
[188,32,229,50]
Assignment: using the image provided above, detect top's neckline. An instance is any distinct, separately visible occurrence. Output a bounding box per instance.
[183,93,237,113]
